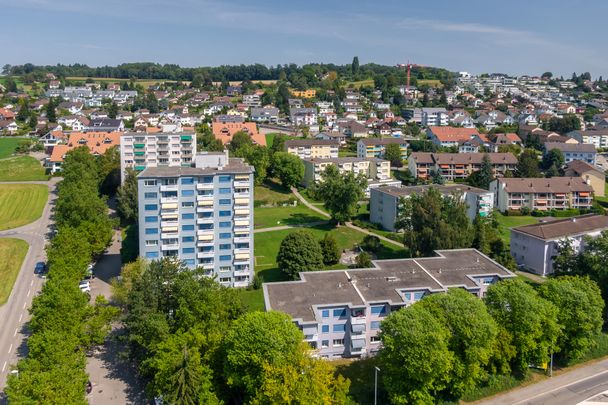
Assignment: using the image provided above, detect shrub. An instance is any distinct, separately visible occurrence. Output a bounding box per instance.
[361,235,382,253]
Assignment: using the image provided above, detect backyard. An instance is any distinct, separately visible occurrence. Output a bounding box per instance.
[0,238,29,305]
[0,184,48,231]
[494,213,540,243]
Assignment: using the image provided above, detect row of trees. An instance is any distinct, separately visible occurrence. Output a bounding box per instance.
[379,277,604,403]
[6,147,119,403]
[115,258,349,403]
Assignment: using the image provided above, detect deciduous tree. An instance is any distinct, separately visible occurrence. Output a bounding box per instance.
[277,230,324,279]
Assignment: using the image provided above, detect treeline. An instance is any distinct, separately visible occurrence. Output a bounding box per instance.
[6,147,119,403]
[379,277,604,403]
[113,258,349,403]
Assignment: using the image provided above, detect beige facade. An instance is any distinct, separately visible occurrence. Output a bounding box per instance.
[564,160,605,197]
[285,139,339,159]
[302,157,391,187]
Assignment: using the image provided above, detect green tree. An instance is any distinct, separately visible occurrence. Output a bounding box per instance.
[277,230,324,279]
[46,98,57,123]
[467,153,494,189]
[229,131,253,153]
[269,133,287,155]
[541,72,553,79]
[542,148,565,172]
[223,311,304,401]
[383,143,403,167]
[313,165,367,223]
[539,276,604,363]
[116,168,139,223]
[420,289,498,397]
[361,234,381,253]
[241,145,270,185]
[98,147,121,195]
[351,56,360,76]
[17,99,30,122]
[546,114,581,134]
[379,304,453,404]
[516,149,542,178]
[271,152,304,188]
[354,251,372,268]
[485,279,560,375]
[107,102,118,119]
[319,233,340,265]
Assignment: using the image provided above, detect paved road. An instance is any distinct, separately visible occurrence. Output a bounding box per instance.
[477,358,608,405]
[0,178,60,390]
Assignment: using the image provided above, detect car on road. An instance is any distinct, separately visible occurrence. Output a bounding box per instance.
[79,280,91,293]
[86,380,92,394]
[34,262,47,275]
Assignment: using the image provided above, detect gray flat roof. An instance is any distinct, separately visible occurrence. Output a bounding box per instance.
[138,158,252,178]
[373,184,491,198]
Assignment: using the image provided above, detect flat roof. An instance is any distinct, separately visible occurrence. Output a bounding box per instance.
[138,158,252,178]
[302,157,387,164]
[373,184,491,198]
[264,249,514,323]
[511,214,608,240]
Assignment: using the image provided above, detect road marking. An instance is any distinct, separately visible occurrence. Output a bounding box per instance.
[512,368,608,404]
[18,314,22,322]
[8,344,12,354]
[2,361,6,372]
[22,302,26,309]
[13,328,17,337]
[30,280,33,287]
[27,288,31,297]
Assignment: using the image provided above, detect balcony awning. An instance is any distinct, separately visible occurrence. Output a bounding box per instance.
[161,203,178,210]
[161,213,178,219]
[134,151,145,156]
[351,338,366,349]
[579,192,590,197]
[198,200,213,206]
[351,323,366,333]
[235,220,249,226]
[199,234,213,241]
[235,198,249,205]
[235,253,250,260]
[161,226,178,232]
[235,175,250,180]
[180,135,192,141]
[235,209,250,215]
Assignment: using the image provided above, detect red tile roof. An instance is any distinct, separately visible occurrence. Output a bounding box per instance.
[211,122,265,146]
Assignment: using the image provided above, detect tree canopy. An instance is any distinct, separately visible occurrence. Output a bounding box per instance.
[312,165,367,223]
[276,230,324,279]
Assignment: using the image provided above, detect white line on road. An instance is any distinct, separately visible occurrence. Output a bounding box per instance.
[8,344,12,354]
[22,302,26,309]
[18,314,22,322]
[30,280,33,287]
[27,288,31,297]
[2,361,6,372]
[13,328,17,337]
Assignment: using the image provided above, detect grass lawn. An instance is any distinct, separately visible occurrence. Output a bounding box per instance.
[494,213,539,243]
[0,238,29,305]
[254,205,327,229]
[264,133,298,148]
[0,138,22,159]
[418,79,444,88]
[254,180,294,205]
[338,149,358,157]
[0,184,48,231]
[344,79,374,89]
[0,156,48,181]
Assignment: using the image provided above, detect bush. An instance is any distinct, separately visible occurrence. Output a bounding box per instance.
[319,233,340,265]
[505,209,523,217]
[551,208,580,217]
[251,273,264,290]
[354,252,372,268]
[361,235,382,253]
[520,206,531,216]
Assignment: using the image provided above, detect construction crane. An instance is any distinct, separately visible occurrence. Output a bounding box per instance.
[398,60,425,104]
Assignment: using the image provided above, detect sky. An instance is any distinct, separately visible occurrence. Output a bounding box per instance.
[1,0,607,78]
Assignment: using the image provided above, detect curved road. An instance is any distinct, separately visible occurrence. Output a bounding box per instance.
[0,178,60,390]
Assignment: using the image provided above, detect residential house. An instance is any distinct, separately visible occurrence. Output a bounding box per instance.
[250,107,279,123]
[0,120,19,134]
[302,157,392,188]
[490,177,594,212]
[243,94,261,108]
[47,131,122,173]
[339,120,368,138]
[510,214,608,276]
[263,249,514,359]
[85,118,124,132]
[226,86,242,96]
[427,126,480,148]
[284,139,339,159]
[421,108,448,127]
[544,142,596,165]
[290,108,318,126]
[290,89,317,99]
[569,129,608,149]
[564,160,605,197]
[315,132,347,145]
[357,138,409,160]
[211,122,265,146]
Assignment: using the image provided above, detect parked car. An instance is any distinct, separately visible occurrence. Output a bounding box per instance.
[79,280,91,293]
[34,262,46,275]
[86,380,92,394]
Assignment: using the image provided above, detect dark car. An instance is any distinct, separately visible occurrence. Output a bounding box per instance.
[34,262,46,275]
[86,380,92,394]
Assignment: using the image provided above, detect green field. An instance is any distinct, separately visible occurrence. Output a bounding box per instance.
[0,184,48,231]
[418,79,444,88]
[264,133,298,148]
[254,181,294,205]
[344,79,374,89]
[254,205,327,229]
[495,214,539,243]
[0,156,48,181]
[0,238,29,305]
[0,138,22,159]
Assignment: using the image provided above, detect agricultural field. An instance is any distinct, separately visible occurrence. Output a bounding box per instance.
[0,184,48,231]
[418,79,444,88]
[0,238,29,305]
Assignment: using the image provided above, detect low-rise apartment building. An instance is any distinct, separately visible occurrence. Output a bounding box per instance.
[370,185,494,231]
[120,132,196,180]
[302,157,391,187]
[427,126,479,148]
[490,177,594,212]
[356,138,409,160]
[47,131,122,173]
[290,108,318,126]
[510,214,608,276]
[284,139,339,159]
[408,152,517,181]
[263,249,515,359]
[569,129,608,149]
[421,108,448,127]
[137,152,254,288]
[564,160,605,197]
[544,142,596,165]
[250,107,279,123]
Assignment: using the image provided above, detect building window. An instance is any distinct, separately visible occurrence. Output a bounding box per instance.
[199,224,213,230]
[182,247,195,254]
[219,175,231,182]
[219,221,231,228]
[144,180,157,186]
[219,266,231,272]
[219,210,231,217]
[219,199,231,205]
[181,189,194,197]
[219,233,231,239]
[144,192,157,199]
[145,251,159,259]
[184,259,195,266]
[333,308,346,318]
[144,204,158,210]
[145,228,158,235]
[145,216,158,223]
[333,339,344,347]
[219,244,231,250]
[182,213,194,220]
[181,177,194,184]
[201,176,213,184]
[321,340,329,348]
[145,240,158,246]
[332,324,345,333]
[321,325,329,333]
[370,336,381,343]
[182,225,195,231]
[322,310,329,318]
[219,187,231,194]
[371,321,381,330]
[371,305,386,315]
[219,277,231,283]
[219,255,232,261]
[181,201,194,208]
[182,236,195,242]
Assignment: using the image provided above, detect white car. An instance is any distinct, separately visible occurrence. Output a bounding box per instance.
[79,280,91,293]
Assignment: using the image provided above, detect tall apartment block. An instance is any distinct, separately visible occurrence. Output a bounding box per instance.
[137,151,254,288]
[120,132,197,181]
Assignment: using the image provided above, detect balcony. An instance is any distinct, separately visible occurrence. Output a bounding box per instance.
[160,184,178,192]
[161,243,179,251]
[196,183,214,190]
[197,251,214,259]
[234,268,251,277]
[234,281,250,288]
[197,240,214,247]
[304,333,319,342]
[161,232,178,239]
[196,194,214,201]
[196,216,214,225]
[234,180,250,188]
[160,221,179,229]
[234,191,250,199]
[234,236,250,244]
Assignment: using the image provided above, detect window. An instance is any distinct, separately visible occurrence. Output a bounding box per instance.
[321,340,329,348]
[145,216,158,223]
[144,192,157,199]
[219,255,232,261]
[371,321,381,330]
[332,324,345,332]
[181,177,194,184]
[219,199,231,205]
[219,244,231,250]
[370,336,381,343]
[235,243,249,249]
[219,277,231,283]
[145,228,158,235]
[219,210,231,217]
[321,325,329,333]
[333,309,346,318]
[184,259,195,266]
[220,232,232,239]
[145,251,159,259]
[219,175,231,182]
[322,310,330,318]
[199,212,213,218]
[219,221,231,228]
[144,204,158,211]
[201,176,213,183]
[371,305,386,315]
[182,213,194,220]
[144,180,157,186]
[182,225,195,231]
[181,189,194,197]
[219,187,231,194]
[145,240,158,246]
[182,236,195,243]
[413,292,425,301]
[200,246,213,252]
[182,247,195,254]
[219,266,231,272]
[199,224,213,230]
[333,339,344,347]
[181,201,194,208]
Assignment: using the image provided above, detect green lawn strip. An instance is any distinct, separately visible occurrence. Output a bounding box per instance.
[0,238,29,305]
[0,138,22,159]
[0,184,48,231]
[254,180,294,205]
[0,156,48,181]
[494,213,539,244]
[254,205,327,229]
[237,289,265,312]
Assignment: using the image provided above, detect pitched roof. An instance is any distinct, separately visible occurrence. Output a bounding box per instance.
[211,122,265,146]
[359,138,410,146]
[565,160,605,176]
[511,214,608,240]
[428,126,480,142]
[497,177,594,193]
[545,142,596,153]
[432,152,517,165]
[284,139,339,147]
[49,131,122,162]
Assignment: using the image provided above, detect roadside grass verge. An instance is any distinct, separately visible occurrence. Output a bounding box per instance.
[0,238,29,305]
[0,184,48,231]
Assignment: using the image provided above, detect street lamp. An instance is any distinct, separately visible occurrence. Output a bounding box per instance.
[374,366,381,405]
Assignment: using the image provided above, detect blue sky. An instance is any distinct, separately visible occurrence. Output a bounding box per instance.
[1,0,607,78]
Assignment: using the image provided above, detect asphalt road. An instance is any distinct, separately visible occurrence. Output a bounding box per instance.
[477,358,608,405]
[0,179,60,391]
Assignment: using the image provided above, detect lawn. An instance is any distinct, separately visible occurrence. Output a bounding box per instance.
[344,79,374,89]
[254,180,294,205]
[0,138,22,159]
[254,205,327,229]
[0,184,48,231]
[0,156,48,181]
[494,214,539,243]
[264,133,298,148]
[418,79,444,88]
[0,238,29,305]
